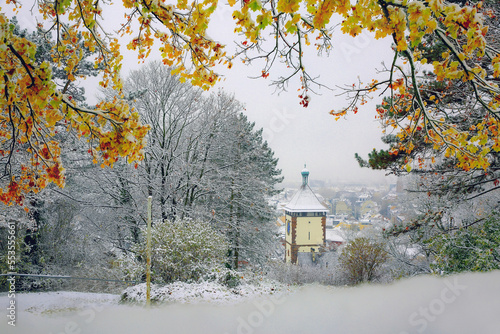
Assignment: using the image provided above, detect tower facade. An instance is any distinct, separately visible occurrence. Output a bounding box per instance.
[284,166,328,265]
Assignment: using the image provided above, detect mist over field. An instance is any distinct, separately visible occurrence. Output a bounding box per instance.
[2,271,500,334]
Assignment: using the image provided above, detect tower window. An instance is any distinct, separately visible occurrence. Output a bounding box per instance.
[308,232,310,240]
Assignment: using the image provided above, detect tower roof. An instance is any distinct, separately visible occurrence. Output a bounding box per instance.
[284,168,328,213]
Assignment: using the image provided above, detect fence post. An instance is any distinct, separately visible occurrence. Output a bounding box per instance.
[146,196,152,307]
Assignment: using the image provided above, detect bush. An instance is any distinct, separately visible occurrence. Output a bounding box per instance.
[202,267,241,287]
[123,219,228,283]
[265,253,341,285]
[428,213,500,274]
[338,237,388,285]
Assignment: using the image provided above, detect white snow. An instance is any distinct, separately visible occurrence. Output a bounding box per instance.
[284,185,328,212]
[121,280,289,305]
[0,291,120,316]
[1,271,500,333]
[325,228,344,242]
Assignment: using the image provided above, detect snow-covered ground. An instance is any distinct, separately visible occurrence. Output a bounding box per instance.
[2,271,500,334]
[121,280,288,305]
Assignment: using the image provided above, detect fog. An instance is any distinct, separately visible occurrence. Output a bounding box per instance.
[2,271,500,334]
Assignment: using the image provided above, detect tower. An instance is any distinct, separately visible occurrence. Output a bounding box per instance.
[284,166,328,265]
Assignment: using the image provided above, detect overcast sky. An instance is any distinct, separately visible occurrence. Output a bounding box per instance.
[206,8,396,186]
[12,3,398,186]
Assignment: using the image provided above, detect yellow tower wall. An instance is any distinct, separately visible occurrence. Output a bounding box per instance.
[284,212,325,263]
[295,216,324,252]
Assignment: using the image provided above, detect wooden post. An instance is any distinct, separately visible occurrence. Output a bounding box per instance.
[146,196,152,307]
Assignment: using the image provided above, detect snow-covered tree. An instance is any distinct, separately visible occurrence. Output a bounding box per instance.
[384,175,499,275]
[354,2,500,277]
[198,101,283,269]
[121,62,205,220]
[427,211,500,274]
[1,58,283,288]
[65,64,282,274]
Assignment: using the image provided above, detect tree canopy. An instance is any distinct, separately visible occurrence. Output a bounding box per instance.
[353,2,499,255]
[1,0,499,205]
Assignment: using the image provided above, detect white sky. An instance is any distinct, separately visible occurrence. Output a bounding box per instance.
[206,8,396,186]
[10,2,398,186]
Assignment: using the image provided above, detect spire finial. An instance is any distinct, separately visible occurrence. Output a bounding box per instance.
[301,164,309,186]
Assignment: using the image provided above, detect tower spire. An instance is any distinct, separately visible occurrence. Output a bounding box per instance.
[301,164,309,186]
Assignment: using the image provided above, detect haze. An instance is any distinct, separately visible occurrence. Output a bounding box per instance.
[2,271,500,334]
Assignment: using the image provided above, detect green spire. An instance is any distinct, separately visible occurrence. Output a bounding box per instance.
[301,164,309,186]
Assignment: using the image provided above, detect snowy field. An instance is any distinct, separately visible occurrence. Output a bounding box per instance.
[1,271,500,334]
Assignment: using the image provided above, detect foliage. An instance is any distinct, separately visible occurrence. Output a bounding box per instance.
[202,267,242,288]
[383,176,500,275]
[10,17,101,104]
[117,63,282,267]
[384,234,432,279]
[4,0,498,281]
[338,237,388,285]
[354,2,500,194]
[2,0,497,208]
[0,19,137,289]
[128,219,228,284]
[0,195,124,291]
[117,61,206,220]
[338,1,500,177]
[353,2,500,274]
[1,0,497,210]
[425,212,500,274]
[0,11,149,206]
[232,0,500,175]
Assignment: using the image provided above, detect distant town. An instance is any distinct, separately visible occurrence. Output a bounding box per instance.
[273,177,407,254]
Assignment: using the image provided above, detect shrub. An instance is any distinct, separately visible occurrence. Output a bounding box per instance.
[124,219,228,283]
[338,237,388,285]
